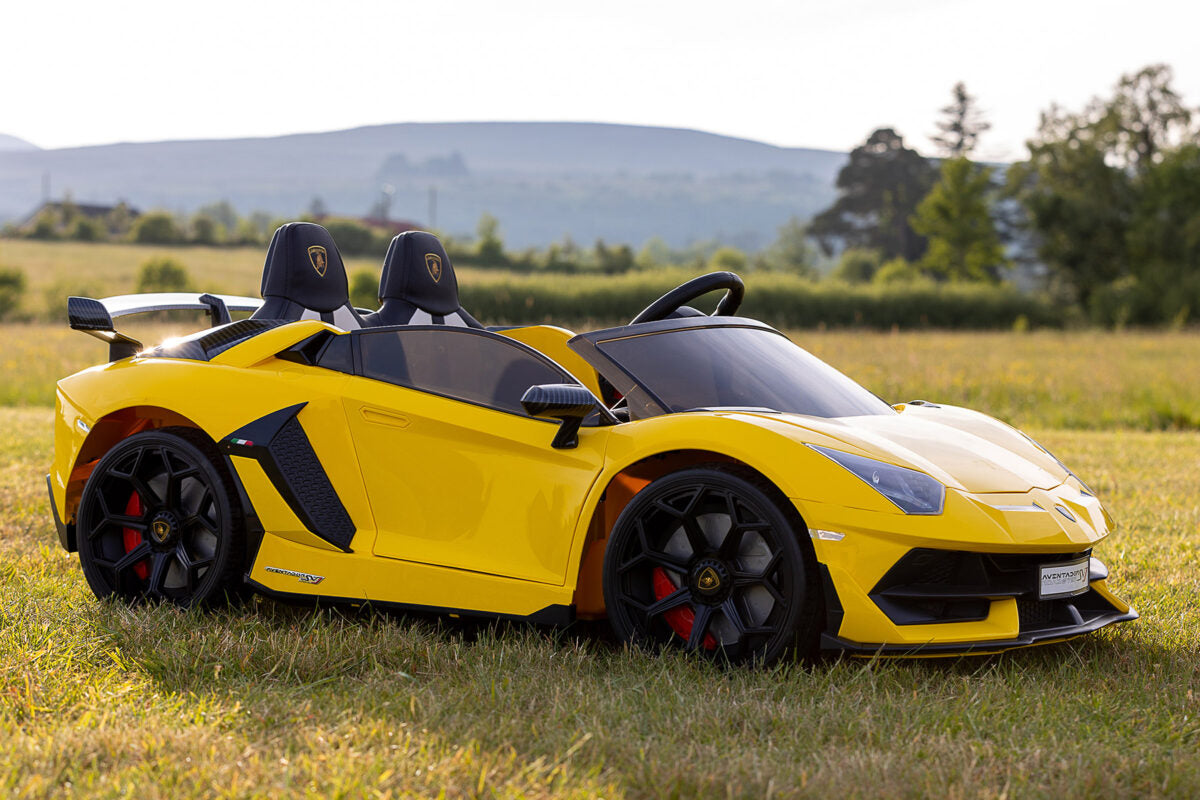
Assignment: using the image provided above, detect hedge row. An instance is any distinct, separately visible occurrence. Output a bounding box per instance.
[453,271,1067,330]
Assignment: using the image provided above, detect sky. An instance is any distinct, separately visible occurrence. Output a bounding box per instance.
[3,0,1199,160]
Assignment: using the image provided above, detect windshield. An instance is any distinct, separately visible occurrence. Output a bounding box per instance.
[595,325,894,419]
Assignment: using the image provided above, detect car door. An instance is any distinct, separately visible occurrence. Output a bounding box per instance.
[341,326,609,585]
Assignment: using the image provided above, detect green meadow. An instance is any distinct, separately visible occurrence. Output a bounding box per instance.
[2,239,1199,797]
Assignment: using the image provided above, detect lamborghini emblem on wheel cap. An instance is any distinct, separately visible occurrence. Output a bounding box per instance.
[151,520,171,542]
[425,253,442,283]
[698,566,720,590]
[308,245,328,277]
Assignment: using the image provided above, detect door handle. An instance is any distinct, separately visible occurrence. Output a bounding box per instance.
[360,407,410,429]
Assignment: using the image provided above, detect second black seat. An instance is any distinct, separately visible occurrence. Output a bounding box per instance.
[362,231,482,328]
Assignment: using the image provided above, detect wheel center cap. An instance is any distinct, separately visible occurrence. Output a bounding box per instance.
[149,511,179,545]
[690,558,731,603]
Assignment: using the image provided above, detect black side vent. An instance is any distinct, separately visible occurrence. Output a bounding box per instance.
[220,403,357,551]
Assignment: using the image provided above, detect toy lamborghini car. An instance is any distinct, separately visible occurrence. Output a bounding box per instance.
[47,222,1136,663]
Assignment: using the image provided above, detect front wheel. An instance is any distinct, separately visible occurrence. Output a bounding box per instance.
[602,467,820,665]
[76,428,246,607]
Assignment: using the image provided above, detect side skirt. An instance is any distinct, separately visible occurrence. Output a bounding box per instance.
[243,575,576,627]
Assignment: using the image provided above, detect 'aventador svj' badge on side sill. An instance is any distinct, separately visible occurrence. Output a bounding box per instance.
[265,566,325,585]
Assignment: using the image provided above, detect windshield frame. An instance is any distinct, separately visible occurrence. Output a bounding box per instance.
[568,317,891,420]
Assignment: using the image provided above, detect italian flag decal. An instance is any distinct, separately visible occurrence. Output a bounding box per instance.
[229,437,254,447]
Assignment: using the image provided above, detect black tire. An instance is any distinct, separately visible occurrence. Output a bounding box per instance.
[76,427,246,607]
[602,466,820,665]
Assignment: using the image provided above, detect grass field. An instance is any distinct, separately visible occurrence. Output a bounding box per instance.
[3,407,1199,797]
[2,245,1198,796]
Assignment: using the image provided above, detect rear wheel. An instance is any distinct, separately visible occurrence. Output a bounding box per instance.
[76,428,245,607]
[603,467,820,665]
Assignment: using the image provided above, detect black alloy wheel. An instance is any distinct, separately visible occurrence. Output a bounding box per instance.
[76,428,245,607]
[602,467,820,665]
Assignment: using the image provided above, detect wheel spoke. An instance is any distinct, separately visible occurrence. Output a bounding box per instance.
[718,526,746,560]
[183,511,218,535]
[680,516,709,557]
[734,550,782,584]
[174,543,195,592]
[644,587,690,618]
[686,604,715,651]
[722,597,747,636]
[106,514,147,531]
[147,552,170,597]
[723,596,774,637]
[110,541,151,573]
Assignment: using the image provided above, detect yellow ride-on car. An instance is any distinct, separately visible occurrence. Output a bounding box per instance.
[48,223,1136,664]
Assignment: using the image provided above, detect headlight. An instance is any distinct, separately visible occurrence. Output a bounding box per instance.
[808,445,945,515]
[1020,433,1096,496]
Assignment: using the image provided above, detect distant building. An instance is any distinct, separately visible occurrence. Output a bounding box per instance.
[357,216,422,235]
[311,213,423,235]
[20,199,140,233]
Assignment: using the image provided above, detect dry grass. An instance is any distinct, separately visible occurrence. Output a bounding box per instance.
[2,404,1200,797]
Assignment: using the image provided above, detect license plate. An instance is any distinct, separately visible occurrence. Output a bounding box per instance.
[1039,557,1090,599]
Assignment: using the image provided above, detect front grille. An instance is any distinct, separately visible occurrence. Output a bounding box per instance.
[870,547,1092,626]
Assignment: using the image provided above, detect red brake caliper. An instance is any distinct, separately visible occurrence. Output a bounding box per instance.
[122,492,150,580]
[652,567,716,650]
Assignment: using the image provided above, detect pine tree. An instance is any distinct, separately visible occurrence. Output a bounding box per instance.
[931,82,991,158]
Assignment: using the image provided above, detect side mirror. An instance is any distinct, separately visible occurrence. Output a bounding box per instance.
[521,384,598,449]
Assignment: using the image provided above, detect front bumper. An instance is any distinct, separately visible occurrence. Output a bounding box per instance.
[820,575,1138,657]
[797,483,1137,655]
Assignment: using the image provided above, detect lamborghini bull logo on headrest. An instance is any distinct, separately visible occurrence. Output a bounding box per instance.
[425,253,443,283]
[308,245,328,277]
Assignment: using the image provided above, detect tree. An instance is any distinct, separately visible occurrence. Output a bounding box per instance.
[476,213,506,265]
[130,211,184,245]
[105,202,136,236]
[1097,64,1192,171]
[349,269,378,310]
[28,208,60,240]
[708,246,747,272]
[190,213,223,245]
[136,258,191,292]
[322,218,376,255]
[68,217,106,242]
[1010,64,1197,306]
[307,196,329,219]
[829,248,881,283]
[195,201,239,232]
[758,217,817,276]
[910,158,1008,282]
[873,257,925,284]
[0,267,26,321]
[810,128,936,261]
[595,239,635,274]
[931,82,991,158]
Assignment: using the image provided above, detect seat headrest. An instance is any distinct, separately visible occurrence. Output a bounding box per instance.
[260,222,349,313]
[378,231,461,316]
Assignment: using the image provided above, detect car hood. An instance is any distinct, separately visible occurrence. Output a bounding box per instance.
[749,404,1067,494]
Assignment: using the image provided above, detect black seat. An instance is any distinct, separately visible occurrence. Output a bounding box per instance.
[362,231,482,328]
[250,222,364,330]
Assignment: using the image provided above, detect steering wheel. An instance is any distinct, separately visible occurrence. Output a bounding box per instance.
[629,271,745,325]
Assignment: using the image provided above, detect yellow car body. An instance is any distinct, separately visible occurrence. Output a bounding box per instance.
[49,309,1135,657]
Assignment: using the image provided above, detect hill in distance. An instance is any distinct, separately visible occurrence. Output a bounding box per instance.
[0,122,845,249]
[0,133,39,152]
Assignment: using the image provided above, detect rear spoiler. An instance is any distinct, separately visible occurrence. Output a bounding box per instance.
[67,292,264,361]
